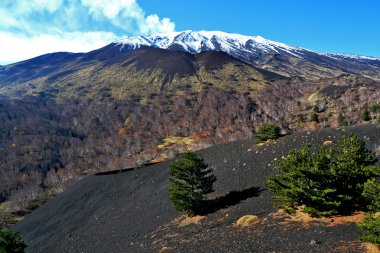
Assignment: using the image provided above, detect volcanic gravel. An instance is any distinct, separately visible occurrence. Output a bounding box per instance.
[13,124,380,253]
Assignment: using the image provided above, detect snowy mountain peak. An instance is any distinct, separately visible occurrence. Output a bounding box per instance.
[115,30,305,57]
[115,30,380,65]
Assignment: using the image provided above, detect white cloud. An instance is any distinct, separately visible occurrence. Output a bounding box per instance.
[80,0,175,36]
[0,0,176,64]
[0,31,117,65]
[144,15,176,34]
[82,0,136,19]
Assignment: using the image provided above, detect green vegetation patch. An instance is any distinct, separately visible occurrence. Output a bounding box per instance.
[256,123,281,144]
[266,134,380,215]
[358,214,380,244]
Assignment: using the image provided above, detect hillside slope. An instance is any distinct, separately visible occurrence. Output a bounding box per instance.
[0,47,284,100]
[13,124,380,252]
[115,31,380,80]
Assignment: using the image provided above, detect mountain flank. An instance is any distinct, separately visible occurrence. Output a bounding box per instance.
[0,47,284,100]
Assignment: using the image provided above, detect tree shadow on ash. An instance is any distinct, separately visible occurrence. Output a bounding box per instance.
[94,162,160,176]
[200,186,264,215]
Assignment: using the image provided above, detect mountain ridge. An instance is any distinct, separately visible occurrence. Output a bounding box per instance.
[115,30,380,61]
[78,30,380,80]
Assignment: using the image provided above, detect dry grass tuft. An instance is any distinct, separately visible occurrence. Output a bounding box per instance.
[118,127,127,136]
[284,208,318,224]
[306,121,320,130]
[327,212,365,227]
[236,215,260,227]
[157,136,194,150]
[159,246,173,253]
[363,243,380,253]
[273,206,365,227]
[191,131,211,141]
[150,155,168,164]
[178,216,205,227]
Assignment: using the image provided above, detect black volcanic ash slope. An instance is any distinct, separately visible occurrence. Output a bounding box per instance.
[13,124,380,253]
[0,47,284,100]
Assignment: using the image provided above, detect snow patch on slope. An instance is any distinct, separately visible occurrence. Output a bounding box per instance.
[319,52,380,62]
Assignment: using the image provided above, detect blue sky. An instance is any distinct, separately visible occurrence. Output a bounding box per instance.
[0,0,379,65]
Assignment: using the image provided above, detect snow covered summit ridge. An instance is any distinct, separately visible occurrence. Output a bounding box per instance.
[115,30,380,62]
[115,30,305,57]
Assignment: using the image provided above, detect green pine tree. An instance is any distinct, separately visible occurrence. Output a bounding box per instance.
[337,113,348,126]
[332,134,378,209]
[0,230,27,253]
[266,134,379,215]
[362,107,371,121]
[168,152,216,216]
[256,123,281,143]
[311,113,319,122]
